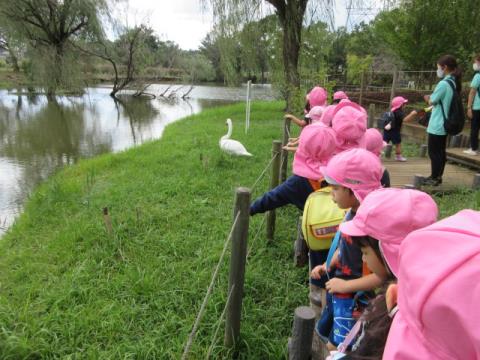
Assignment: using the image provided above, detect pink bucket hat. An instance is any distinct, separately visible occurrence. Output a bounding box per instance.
[306,106,325,123]
[320,148,382,202]
[333,91,348,101]
[384,210,480,360]
[332,102,367,152]
[293,125,337,180]
[339,188,438,276]
[391,96,408,112]
[318,105,335,127]
[365,128,387,156]
[307,86,328,107]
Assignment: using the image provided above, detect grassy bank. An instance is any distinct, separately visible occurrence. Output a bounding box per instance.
[0,101,479,359]
[0,101,307,359]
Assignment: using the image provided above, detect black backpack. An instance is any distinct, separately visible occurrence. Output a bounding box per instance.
[378,111,395,130]
[439,78,465,135]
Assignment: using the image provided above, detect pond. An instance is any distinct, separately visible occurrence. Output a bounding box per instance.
[0,84,276,234]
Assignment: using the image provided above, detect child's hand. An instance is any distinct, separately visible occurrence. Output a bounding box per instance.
[284,114,295,120]
[423,95,430,103]
[409,110,418,116]
[384,123,392,131]
[310,263,327,279]
[326,278,351,294]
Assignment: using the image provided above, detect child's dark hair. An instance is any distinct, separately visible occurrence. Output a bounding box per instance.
[437,54,462,93]
[351,235,395,280]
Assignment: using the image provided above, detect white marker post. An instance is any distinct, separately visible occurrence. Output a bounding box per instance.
[245,80,252,134]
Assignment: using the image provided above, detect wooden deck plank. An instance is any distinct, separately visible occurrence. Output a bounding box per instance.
[383,157,476,191]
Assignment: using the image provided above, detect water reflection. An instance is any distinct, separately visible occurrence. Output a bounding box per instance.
[0,84,274,234]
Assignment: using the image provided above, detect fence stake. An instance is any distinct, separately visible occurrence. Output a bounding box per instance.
[359,70,365,106]
[390,68,398,102]
[280,117,291,183]
[294,216,308,267]
[288,306,316,360]
[224,187,251,348]
[266,140,282,241]
[472,174,480,190]
[384,144,393,158]
[413,174,424,189]
[368,103,376,128]
[419,144,428,158]
[103,207,113,235]
[451,135,462,148]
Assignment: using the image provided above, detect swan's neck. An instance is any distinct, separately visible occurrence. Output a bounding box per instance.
[224,121,232,139]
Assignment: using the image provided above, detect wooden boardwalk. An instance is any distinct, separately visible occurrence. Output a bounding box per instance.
[446,148,480,170]
[383,157,477,191]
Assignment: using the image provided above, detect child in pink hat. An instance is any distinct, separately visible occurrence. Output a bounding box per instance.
[285,87,328,128]
[311,148,383,351]
[331,102,367,152]
[333,91,348,102]
[320,92,351,128]
[250,126,336,216]
[327,188,438,359]
[365,128,390,188]
[383,209,480,360]
[382,96,417,162]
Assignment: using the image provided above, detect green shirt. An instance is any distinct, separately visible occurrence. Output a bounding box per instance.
[427,75,455,136]
[470,73,480,111]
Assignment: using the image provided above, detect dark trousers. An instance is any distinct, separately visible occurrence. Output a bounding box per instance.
[470,110,480,151]
[428,133,447,179]
[249,175,314,215]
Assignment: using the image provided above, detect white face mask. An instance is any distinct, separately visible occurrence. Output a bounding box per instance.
[473,63,480,72]
[437,67,445,78]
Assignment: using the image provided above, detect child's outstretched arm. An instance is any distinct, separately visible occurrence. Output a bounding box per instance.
[325,273,384,294]
[403,110,418,123]
[285,114,307,127]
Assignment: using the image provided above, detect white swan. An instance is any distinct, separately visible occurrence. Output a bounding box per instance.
[220,119,253,156]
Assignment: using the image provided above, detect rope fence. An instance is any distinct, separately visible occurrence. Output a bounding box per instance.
[181,212,241,360]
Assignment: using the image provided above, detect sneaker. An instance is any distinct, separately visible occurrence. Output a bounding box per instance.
[422,177,442,186]
[395,154,407,162]
[463,149,478,156]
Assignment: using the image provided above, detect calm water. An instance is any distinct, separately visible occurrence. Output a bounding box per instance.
[0,84,275,234]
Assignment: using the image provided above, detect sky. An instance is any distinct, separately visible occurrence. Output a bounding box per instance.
[124,0,382,50]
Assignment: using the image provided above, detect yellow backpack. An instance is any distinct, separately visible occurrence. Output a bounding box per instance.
[302,187,346,251]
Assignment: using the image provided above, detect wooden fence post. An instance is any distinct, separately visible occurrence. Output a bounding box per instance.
[103,207,113,235]
[390,68,398,103]
[419,144,428,158]
[384,144,393,158]
[288,306,316,360]
[472,174,480,190]
[294,216,308,267]
[368,103,376,128]
[224,187,251,348]
[413,174,424,189]
[266,140,282,241]
[281,117,292,182]
[359,70,365,106]
[451,135,462,148]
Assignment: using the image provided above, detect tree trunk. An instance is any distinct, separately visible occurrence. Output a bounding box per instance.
[276,0,307,112]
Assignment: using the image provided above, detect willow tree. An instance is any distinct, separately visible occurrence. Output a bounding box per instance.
[205,0,335,110]
[0,0,107,96]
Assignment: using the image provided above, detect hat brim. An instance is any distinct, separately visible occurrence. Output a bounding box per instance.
[339,219,368,237]
[320,166,340,185]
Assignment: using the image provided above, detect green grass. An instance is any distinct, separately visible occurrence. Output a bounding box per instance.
[0,101,306,359]
[0,101,478,359]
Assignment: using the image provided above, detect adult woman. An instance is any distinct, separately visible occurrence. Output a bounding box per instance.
[464,55,480,155]
[423,55,462,186]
